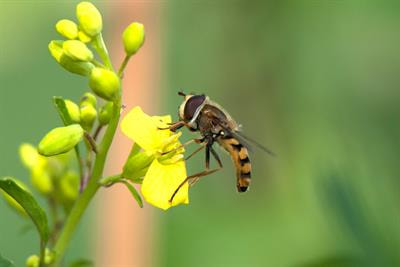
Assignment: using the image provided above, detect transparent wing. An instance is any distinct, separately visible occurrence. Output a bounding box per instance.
[229,130,276,156]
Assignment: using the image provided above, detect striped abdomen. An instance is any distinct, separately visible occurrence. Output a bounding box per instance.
[218,135,251,192]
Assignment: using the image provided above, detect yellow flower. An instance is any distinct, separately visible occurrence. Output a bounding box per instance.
[121,106,189,210]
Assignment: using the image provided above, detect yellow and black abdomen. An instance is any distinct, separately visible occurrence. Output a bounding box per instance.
[218,135,252,192]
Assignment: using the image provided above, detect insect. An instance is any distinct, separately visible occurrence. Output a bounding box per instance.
[164,92,274,201]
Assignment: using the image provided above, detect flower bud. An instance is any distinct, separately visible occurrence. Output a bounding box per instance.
[98,101,113,125]
[31,166,53,195]
[25,249,54,267]
[48,40,64,62]
[64,99,81,123]
[78,30,92,43]
[49,40,94,76]
[19,143,45,169]
[38,124,84,156]
[60,170,79,201]
[63,40,93,61]
[80,92,97,108]
[123,22,145,56]
[80,104,97,131]
[89,67,120,101]
[55,19,78,39]
[26,255,39,267]
[0,178,29,216]
[76,1,102,37]
[123,151,154,180]
[44,248,55,265]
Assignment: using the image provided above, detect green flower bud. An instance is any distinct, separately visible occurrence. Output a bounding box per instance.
[49,40,94,76]
[98,101,113,125]
[80,104,97,131]
[26,255,39,267]
[31,166,53,195]
[44,248,55,265]
[76,1,102,37]
[64,99,81,123]
[19,143,46,169]
[63,40,93,61]
[55,19,78,39]
[78,30,92,43]
[122,22,145,56]
[38,124,84,156]
[25,249,53,267]
[60,170,79,201]
[48,40,63,62]
[89,67,120,101]
[80,92,97,108]
[122,151,154,180]
[0,178,29,216]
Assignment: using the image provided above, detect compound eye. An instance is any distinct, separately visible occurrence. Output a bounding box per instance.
[184,95,205,121]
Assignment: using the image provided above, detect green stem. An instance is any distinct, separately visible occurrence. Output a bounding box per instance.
[93,34,114,71]
[74,146,85,190]
[91,59,105,68]
[53,100,121,264]
[99,173,122,186]
[118,54,131,78]
[39,240,46,267]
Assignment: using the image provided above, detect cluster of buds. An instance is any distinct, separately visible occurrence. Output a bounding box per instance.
[20,144,79,205]
[0,1,158,266]
[48,2,145,102]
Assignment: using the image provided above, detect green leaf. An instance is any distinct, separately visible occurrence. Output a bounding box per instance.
[0,253,15,267]
[121,180,143,208]
[54,96,73,125]
[0,177,49,244]
[69,259,94,267]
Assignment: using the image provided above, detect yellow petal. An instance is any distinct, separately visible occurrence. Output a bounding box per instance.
[121,107,172,152]
[141,159,188,210]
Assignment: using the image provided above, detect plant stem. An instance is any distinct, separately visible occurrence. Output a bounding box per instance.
[74,146,84,187]
[118,54,131,78]
[39,240,46,267]
[99,173,122,187]
[53,100,121,264]
[93,34,114,71]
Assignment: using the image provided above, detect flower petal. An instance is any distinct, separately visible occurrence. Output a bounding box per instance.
[141,159,188,210]
[121,107,172,152]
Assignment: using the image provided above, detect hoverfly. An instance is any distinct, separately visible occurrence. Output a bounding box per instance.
[163,92,274,201]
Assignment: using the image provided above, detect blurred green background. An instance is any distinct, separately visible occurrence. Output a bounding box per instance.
[1,1,400,267]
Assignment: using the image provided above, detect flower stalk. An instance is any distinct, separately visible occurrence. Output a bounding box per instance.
[0,2,190,266]
[54,99,121,264]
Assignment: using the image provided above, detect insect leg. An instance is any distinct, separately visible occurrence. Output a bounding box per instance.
[185,143,206,161]
[161,137,204,156]
[169,168,221,203]
[205,145,210,169]
[158,121,186,132]
[210,146,223,168]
